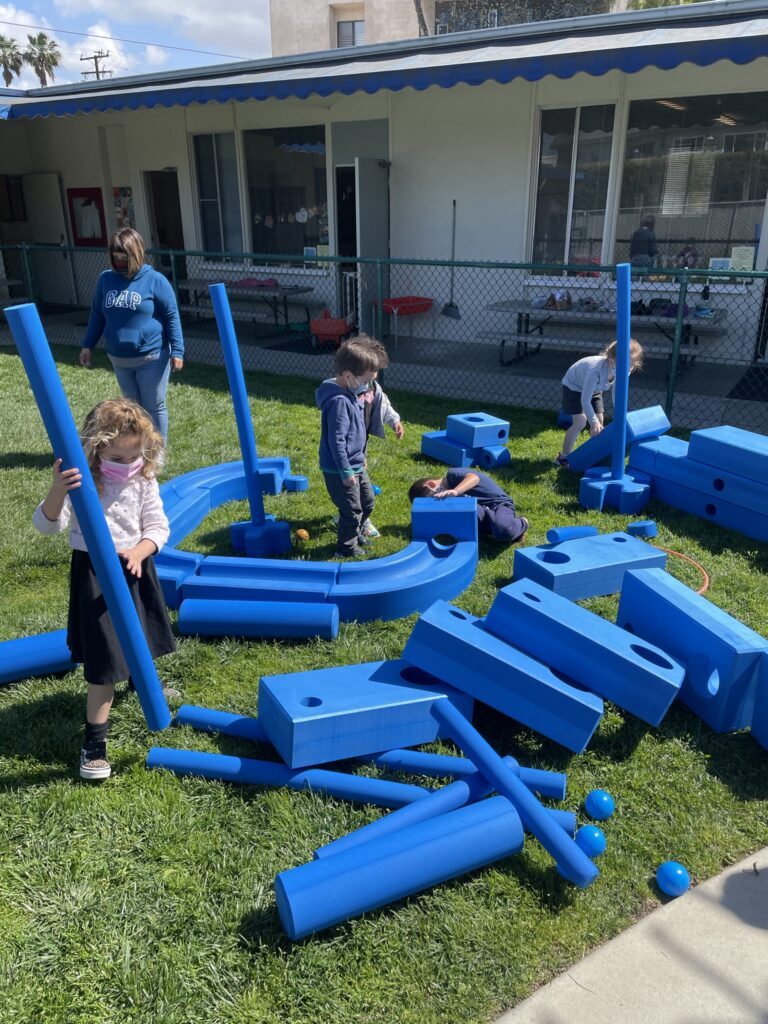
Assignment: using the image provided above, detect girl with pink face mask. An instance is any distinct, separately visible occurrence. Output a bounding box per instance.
[33,398,175,781]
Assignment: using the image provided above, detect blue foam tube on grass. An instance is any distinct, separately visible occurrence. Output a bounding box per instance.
[177,598,339,640]
[174,704,268,743]
[4,304,171,731]
[0,629,77,685]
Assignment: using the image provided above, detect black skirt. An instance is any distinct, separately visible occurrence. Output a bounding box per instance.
[67,549,176,685]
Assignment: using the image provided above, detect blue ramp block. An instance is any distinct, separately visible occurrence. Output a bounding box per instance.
[752,654,768,750]
[567,405,671,473]
[617,568,768,732]
[402,600,603,752]
[258,659,474,768]
[476,445,511,470]
[484,579,684,725]
[275,795,524,940]
[631,434,768,517]
[650,477,768,543]
[445,413,510,449]
[0,630,77,685]
[512,531,667,601]
[421,430,475,468]
[688,425,768,483]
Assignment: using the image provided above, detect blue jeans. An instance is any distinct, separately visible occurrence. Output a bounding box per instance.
[112,353,172,439]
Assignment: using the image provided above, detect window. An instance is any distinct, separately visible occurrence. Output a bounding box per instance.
[243,126,329,257]
[337,19,365,47]
[192,133,243,254]
[0,175,26,222]
[487,9,498,28]
[531,105,615,266]
[436,20,450,34]
[618,92,768,267]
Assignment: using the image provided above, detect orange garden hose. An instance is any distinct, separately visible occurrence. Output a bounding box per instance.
[652,544,710,595]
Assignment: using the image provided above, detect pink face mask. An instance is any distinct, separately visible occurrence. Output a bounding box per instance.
[100,455,144,482]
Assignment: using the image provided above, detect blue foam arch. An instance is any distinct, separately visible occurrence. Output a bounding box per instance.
[4,303,171,731]
[154,464,478,622]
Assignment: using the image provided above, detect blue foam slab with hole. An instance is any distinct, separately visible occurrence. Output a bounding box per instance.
[567,405,671,473]
[445,412,510,449]
[476,444,511,470]
[752,654,768,750]
[617,568,768,732]
[411,496,478,543]
[402,600,603,752]
[688,425,768,483]
[512,531,667,600]
[484,579,684,725]
[0,629,77,685]
[650,477,768,543]
[630,434,768,517]
[258,659,475,768]
[421,430,475,467]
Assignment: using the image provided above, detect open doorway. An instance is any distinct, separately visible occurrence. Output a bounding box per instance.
[144,170,185,280]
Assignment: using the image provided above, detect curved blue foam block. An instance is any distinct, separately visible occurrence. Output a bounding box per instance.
[358,748,567,801]
[431,700,599,888]
[146,747,430,808]
[258,659,474,769]
[154,464,478,624]
[627,519,658,538]
[0,630,77,686]
[4,303,171,731]
[174,704,268,742]
[656,860,690,898]
[283,474,309,492]
[476,445,511,470]
[178,598,339,640]
[445,413,509,449]
[567,405,671,473]
[585,789,615,821]
[545,526,599,544]
[275,794,525,940]
[485,578,684,725]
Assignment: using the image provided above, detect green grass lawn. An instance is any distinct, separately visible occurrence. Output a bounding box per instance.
[1,346,766,1024]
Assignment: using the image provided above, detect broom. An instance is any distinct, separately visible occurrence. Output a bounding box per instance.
[441,199,461,320]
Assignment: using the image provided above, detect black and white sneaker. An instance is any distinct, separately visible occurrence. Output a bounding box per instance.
[79,747,111,781]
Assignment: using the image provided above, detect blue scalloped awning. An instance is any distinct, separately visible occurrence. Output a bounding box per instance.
[3,14,768,120]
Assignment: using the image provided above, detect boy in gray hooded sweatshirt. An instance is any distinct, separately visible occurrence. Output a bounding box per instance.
[316,338,382,558]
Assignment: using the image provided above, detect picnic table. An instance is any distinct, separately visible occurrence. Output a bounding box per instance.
[0,277,29,304]
[177,278,317,331]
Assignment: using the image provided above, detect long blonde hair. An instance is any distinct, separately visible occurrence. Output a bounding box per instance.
[602,338,644,372]
[80,398,164,485]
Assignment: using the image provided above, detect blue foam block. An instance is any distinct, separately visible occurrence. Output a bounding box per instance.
[631,434,768,517]
[411,496,478,543]
[752,653,768,750]
[275,795,524,940]
[546,526,599,544]
[0,630,77,685]
[567,405,671,473]
[627,519,657,538]
[556,408,573,430]
[258,659,475,768]
[512,532,667,600]
[650,477,768,543]
[476,444,511,470]
[617,568,768,732]
[177,599,339,640]
[154,547,206,608]
[283,474,309,492]
[445,412,510,449]
[688,425,768,483]
[579,470,651,515]
[402,600,603,752]
[485,579,684,725]
[147,747,429,809]
[230,517,293,557]
[421,430,475,467]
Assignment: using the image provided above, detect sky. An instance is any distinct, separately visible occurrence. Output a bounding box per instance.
[0,0,272,89]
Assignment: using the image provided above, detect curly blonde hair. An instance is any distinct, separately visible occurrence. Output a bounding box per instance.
[80,398,164,484]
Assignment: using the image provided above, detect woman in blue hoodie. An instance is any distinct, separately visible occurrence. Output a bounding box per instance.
[79,228,184,439]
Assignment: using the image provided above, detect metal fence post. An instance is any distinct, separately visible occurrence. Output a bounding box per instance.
[20,242,35,303]
[169,250,179,295]
[664,272,689,418]
[376,258,384,342]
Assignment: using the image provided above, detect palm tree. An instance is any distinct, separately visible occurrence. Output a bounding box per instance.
[23,32,61,88]
[0,35,24,88]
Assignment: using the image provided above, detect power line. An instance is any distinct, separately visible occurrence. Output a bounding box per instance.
[81,51,112,80]
[0,19,251,61]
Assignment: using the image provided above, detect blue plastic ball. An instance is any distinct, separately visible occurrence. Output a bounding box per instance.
[656,860,690,898]
[372,484,382,495]
[585,789,615,821]
[575,824,607,858]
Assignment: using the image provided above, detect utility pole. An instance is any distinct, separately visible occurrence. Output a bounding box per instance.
[80,51,112,80]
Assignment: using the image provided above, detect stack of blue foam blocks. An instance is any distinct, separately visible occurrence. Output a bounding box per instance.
[421,412,512,470]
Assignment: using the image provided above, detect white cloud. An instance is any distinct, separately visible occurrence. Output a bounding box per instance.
[144,44,168,67]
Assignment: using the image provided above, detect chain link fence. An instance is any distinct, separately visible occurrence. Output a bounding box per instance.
[2,242,767,431]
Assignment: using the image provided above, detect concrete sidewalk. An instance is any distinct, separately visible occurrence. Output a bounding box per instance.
[498,849,768,1024]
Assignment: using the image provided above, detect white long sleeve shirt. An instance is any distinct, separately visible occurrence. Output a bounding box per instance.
[33,474,170,553]
[562,355,616,425]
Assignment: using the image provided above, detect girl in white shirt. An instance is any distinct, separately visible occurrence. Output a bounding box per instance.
[33,398,175,781]
[555,339,643,468]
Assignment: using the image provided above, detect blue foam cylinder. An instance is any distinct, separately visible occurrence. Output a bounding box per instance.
[177,598,339,640]
[359,748,567,801]
[0,629,77,685]
[275,795,525,940]
[146,747,430,808]
[627,519,658,538]
[209,283,266,526]
[174,704,267,743]
[431,701,599,888]
[545,526,599,544]
[612,263,631,482]
[4,304,171,731]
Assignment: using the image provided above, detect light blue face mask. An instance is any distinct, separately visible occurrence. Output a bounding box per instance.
[349,374,373,396]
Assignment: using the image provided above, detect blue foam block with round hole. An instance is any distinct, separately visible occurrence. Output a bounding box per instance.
[445,412,510,449]
[421,430,475,467]
[687,425,768,483]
